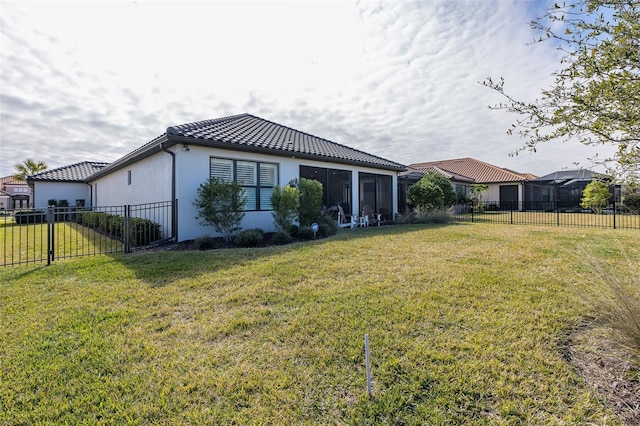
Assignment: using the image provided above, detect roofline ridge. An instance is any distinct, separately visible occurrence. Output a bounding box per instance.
[167,113,250,135]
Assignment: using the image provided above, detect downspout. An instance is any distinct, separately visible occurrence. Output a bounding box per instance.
[159,142,177,241]
[84,182,92,207]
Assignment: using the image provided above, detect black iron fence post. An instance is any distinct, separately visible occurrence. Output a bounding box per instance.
[124,204,131,253]
[613,199,616,229]
[510,200,514,225]
[470,201,474,223]
[556,199,560,227]
[47,206,55,265]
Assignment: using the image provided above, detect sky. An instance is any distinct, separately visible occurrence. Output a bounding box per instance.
[0,0,615,179]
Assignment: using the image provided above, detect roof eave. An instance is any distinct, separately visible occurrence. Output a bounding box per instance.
[167,134,406,172]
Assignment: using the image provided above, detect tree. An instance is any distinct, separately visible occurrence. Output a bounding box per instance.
[483,0,640,183]
[470,184,489,204]
[409,172,457,210]
[270,184,300,233]
[14,158,47,181]
[289,178,323,226]
[580,180,611,213]
[408,179,444,212]
[193,178,246,242]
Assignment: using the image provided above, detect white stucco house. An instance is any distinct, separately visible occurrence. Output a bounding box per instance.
[27,161,109,208]
[84,113,406,242]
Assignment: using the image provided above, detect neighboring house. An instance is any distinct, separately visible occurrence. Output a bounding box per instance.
[87,113,406,242]
[524,169,617,210]
[398,166,475,213]
[406,157,536,209]
[27,161,109,208]
[0,176,32,210]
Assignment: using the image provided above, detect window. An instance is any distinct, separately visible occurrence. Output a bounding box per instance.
[127,170,132,185]
[210,157,278,211]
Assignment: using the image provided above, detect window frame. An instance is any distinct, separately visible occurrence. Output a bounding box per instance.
[209,156,278,211]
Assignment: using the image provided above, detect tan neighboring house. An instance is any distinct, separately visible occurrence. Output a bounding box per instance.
[406,157,536,209]
[0,176,32,210]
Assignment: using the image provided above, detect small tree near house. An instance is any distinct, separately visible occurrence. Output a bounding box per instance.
[580,180,611,214]
[270,184,300,233]
[193,178,247,242]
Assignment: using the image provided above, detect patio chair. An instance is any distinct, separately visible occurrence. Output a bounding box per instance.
[337,204,357,229]
[360,205,373,227]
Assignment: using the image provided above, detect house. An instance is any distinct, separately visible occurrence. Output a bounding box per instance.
[524,169,618,211]
[406,157,536,209]
[27,161,109,208]
[0,176,32,210]
[87,113,406,242]
[398,166,475,213]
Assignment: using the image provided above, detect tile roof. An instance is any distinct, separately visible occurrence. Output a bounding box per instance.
[165,114,406,171]
[531,169,606,184]
[408,157,534,183]
[27,161,110,182]
[0,176,28,186]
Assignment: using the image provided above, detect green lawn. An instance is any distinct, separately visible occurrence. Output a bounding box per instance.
[1,223,637,424]
[1,221,124,266]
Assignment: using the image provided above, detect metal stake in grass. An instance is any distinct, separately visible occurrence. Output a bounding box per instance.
[365,334,372,396]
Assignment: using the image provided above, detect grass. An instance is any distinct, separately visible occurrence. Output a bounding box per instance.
[1,223,638,424]
[1,220,124,266]
[456,210,640,229]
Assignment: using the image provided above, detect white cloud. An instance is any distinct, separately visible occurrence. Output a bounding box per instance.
[0,0,615,179]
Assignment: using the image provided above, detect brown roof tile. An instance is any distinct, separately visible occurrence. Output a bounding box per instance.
[408,157,533,183]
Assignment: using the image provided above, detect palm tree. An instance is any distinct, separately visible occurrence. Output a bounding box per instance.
[13,159,47,181]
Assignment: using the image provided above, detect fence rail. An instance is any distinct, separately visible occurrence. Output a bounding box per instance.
[1,201,175,267]
[451,200,640,230]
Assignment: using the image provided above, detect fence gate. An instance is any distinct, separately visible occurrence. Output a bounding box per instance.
[1,201,175,267]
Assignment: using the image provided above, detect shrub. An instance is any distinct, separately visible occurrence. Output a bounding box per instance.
[271,231,292,245]
[14,210,46,224]
[408,180,444,211]
[317,215,339,237]
[271,185,300,233]
[623,193,640,213]
[193,236,218,251]
[580,180,611,214]
[234,228,264,247]
[193,178,247,243]
[397,209,453,224]
[296,226,315,240]
[130,218,161,246]
[290,178,323,226]
[580,247,640,357]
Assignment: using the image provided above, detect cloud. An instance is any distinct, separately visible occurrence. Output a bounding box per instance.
[0,0,615,179]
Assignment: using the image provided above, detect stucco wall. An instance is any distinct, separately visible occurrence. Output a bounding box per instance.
[91,152,172,206]
[89,144,399,242]
[33,182,92,208]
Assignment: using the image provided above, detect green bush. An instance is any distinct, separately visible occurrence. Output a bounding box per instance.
[296,226,315,240]
[397,209,453,224]
[193,236,218,251]
[317,216,339,237]
[290,178,323,226]
[76,211,161,246]
[271,231,292,245]
[623,194,640,213]
[271,185,300,232]
[14,211,46,224]
[193,178,246,243]
[130,218,161,246]
[234,228,264,247]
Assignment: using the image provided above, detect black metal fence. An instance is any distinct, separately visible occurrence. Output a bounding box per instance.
[1,201,175,267]
[451,200,640,230]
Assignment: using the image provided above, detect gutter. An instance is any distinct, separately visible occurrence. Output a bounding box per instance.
[159,142,178,242]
